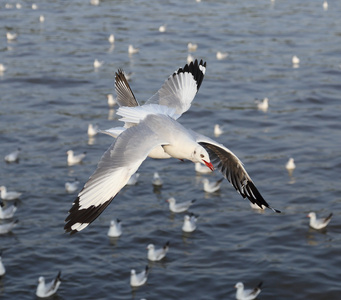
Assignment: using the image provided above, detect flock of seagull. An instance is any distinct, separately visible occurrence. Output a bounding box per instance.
[1,56,334,299]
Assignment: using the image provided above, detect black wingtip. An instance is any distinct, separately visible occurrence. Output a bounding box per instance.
[257,281,263,289]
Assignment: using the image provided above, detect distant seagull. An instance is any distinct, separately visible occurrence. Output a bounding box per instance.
[32,3,38,10]
[292,55,300,67]
[130,266,148,287]
[202,178,223,193]
[66,150,86,166]
[5,3,13,9]
[107,219,122,237]
[87,123,98,137]
[187,43,198,52]
[0,186,22,200]
[167,197,196,213]
[307,212,332,230]
[187,53,194,64]
[90,0,100,5]
[216,51,228,60]
[195,162,213,174]
[108,34,115,44]
[127,173,140,185]
[94,59,103,69]
[6,32,17,41]
[182,213,198,232]
[0,202,17,219]
[4,148,21,163]
[235,281,262,300]
[39,15,45,23]
[250,202,265,210]
[256,97,269,112]
[107,94,116,107]
[0,251,5,276]
[128,45,139,54]
[285,157,296,171]
[214,124,223,137]
[0,64,6,72]
[323,0,328,10]
[147,241,169,261]
[159,24,166,32]
[0,220,18,234]
[65,180,80,193]
[16,3,22,9]
[152,172,163,186]
[36,271,62,298]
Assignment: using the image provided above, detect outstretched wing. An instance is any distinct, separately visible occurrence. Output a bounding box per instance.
[145,59,206,118]
[190,130,280,213]
[64,118,168,234]
[115,69,139,107]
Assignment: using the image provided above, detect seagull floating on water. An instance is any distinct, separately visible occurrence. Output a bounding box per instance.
[127,172,140,185]
[187,43,198,52]
[202,178,223,193]
[88,123,98,137]
[167,197,196,213]
[292,55,300,66]
[0,251,5,276]
[0,64,6,72]
[39,15,45,23]
[216,51,228,60]
[195,162,213,174]
[307,212,332,230]
[187,53,194,64]
[235,281,262,300]
[285,157,296,170]
[0,186,22,200]
[66,150,86,166]
[6,32,17,41]
[65,180,80,193]
[94,59,103,69]
[107,94,116,108]
[0,220,18,234]
[108,34,115,44]
[159,24,166,32]
[36,271,62,298]
[90,0,100,5]
[0,202,17,219]
[147,241,169,261]
[256,97,269,112]
[107,218,122,237]
[16,3,22,9]
[152,172,163,186]
[182,213,198,232]
[128,45,139,54]
[64,59,279,234]
[214,124,223,137]
[4,148,21,163]
[323,0,328,10]
[32,3,38,9]
[130,266,148,287]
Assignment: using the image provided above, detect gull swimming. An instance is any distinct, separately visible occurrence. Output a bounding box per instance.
[4,148,21,162]
[36,271,62,298]
[130,266,148,287]
[0,220,18,234]
[167,197,196,213]
[0,186,22,200]
[39,15,45,23]
[127,173,140,185]
[66,150,86,166]
[32,3,38,9]
[202,178,223,193]
[195,162,213,174]
[6,32,17,41]
[65,59,279,234]
[187,43,198,52]
[214,124,223,137]
[235,281,262,300]
[0,202,17,219]
[256,97,269,112]
[90,0,100,5]
[323,0,328,10]
[285,157,296,170]
[292,55,300,67]
[128,45,139,54]
[147,241,169,261]
[182,213,198,232]
[16,3,22,9]
[88,123,98,137]
[94,59,103,69]
[307,212,332,230]
[65,180,80,193]
[0,64,6,72]
[152,172,163,186]
[107,94,116,107]
[107,219,122,237]
[216,51,228,60]
[108,34,115,44]
[159,25,166,32]
[0,251,5,276]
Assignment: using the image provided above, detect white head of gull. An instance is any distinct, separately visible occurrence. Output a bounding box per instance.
[64,59,280,234]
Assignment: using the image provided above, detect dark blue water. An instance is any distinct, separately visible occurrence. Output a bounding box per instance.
[1,0,341,299]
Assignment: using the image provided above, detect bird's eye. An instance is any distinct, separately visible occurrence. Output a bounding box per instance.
[200,154,204,158]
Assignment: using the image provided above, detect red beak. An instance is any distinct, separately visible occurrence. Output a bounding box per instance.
[203,160,214,171]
